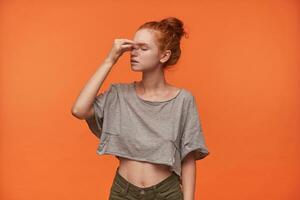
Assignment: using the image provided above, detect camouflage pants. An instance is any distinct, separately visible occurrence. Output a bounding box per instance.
[109,167,184,200]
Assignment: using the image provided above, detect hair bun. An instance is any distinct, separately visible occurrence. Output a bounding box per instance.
[159,17,188,39]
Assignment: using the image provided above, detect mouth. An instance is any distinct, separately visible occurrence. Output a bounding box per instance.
[131,60,139,63]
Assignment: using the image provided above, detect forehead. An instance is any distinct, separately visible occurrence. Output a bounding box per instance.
[132,29,157,47]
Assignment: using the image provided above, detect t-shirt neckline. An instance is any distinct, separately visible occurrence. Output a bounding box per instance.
[131,81,183,104]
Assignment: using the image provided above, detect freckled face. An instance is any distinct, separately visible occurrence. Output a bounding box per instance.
[130,29,163,71]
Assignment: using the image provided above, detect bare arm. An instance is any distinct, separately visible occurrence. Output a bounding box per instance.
[71,57,115,119]
[71,38,137,119]
[181,152,197,200]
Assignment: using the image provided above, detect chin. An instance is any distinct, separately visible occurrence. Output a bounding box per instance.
[131,67,143,72]
[131,65,146,72]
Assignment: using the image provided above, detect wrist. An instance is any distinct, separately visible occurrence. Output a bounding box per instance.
[105,54,118,64]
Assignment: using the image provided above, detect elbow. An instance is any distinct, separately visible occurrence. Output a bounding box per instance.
[71,106,86,119]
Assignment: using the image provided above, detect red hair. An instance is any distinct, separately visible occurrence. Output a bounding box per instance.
[137,17,189,69]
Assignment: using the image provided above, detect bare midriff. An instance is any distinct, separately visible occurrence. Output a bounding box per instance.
[117,156,173,188]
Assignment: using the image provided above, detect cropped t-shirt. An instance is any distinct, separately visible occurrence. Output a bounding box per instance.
[85,81,210,182]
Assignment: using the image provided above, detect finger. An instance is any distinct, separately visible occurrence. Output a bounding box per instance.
[121,44,134,50]
[122,39,137,44]
[121,44,134,48]
[122,43,135,49]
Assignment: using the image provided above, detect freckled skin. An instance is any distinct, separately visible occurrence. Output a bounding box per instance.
[118,28,180,187]
[130,29,163,73]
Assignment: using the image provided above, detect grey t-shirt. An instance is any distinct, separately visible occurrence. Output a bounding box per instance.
[85,81,210,182]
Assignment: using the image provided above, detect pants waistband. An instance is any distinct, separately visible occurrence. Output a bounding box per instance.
[114,167,179,193]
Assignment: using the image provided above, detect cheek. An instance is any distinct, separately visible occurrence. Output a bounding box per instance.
[141,51,160,62]
[142,55,159,67]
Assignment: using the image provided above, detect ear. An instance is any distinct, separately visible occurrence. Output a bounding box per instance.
[160,50,172,64]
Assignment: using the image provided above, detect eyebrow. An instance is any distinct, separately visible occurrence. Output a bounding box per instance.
[135,42,150,47]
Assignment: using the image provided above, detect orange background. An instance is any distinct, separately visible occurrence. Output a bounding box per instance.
[1,0,299,199]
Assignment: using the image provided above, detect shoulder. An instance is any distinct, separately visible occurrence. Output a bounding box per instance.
[110,82,131,89]
[107,82,132,94]
[180,87,195,102]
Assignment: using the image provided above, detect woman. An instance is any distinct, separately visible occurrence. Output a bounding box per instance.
[72,17,210,200]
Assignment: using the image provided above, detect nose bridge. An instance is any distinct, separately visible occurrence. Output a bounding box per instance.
[132,43,142,52]
[131,48,139,56]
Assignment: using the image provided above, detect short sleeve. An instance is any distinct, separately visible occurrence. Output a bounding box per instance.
[85,84,115,139]
[180,95,210,162]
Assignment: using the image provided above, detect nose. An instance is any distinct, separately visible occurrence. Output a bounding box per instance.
[131,48,138,57]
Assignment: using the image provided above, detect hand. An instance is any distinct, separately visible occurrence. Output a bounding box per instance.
[106,38,136,64]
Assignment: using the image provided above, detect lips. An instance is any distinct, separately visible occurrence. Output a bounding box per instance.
[131,59,139,63]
